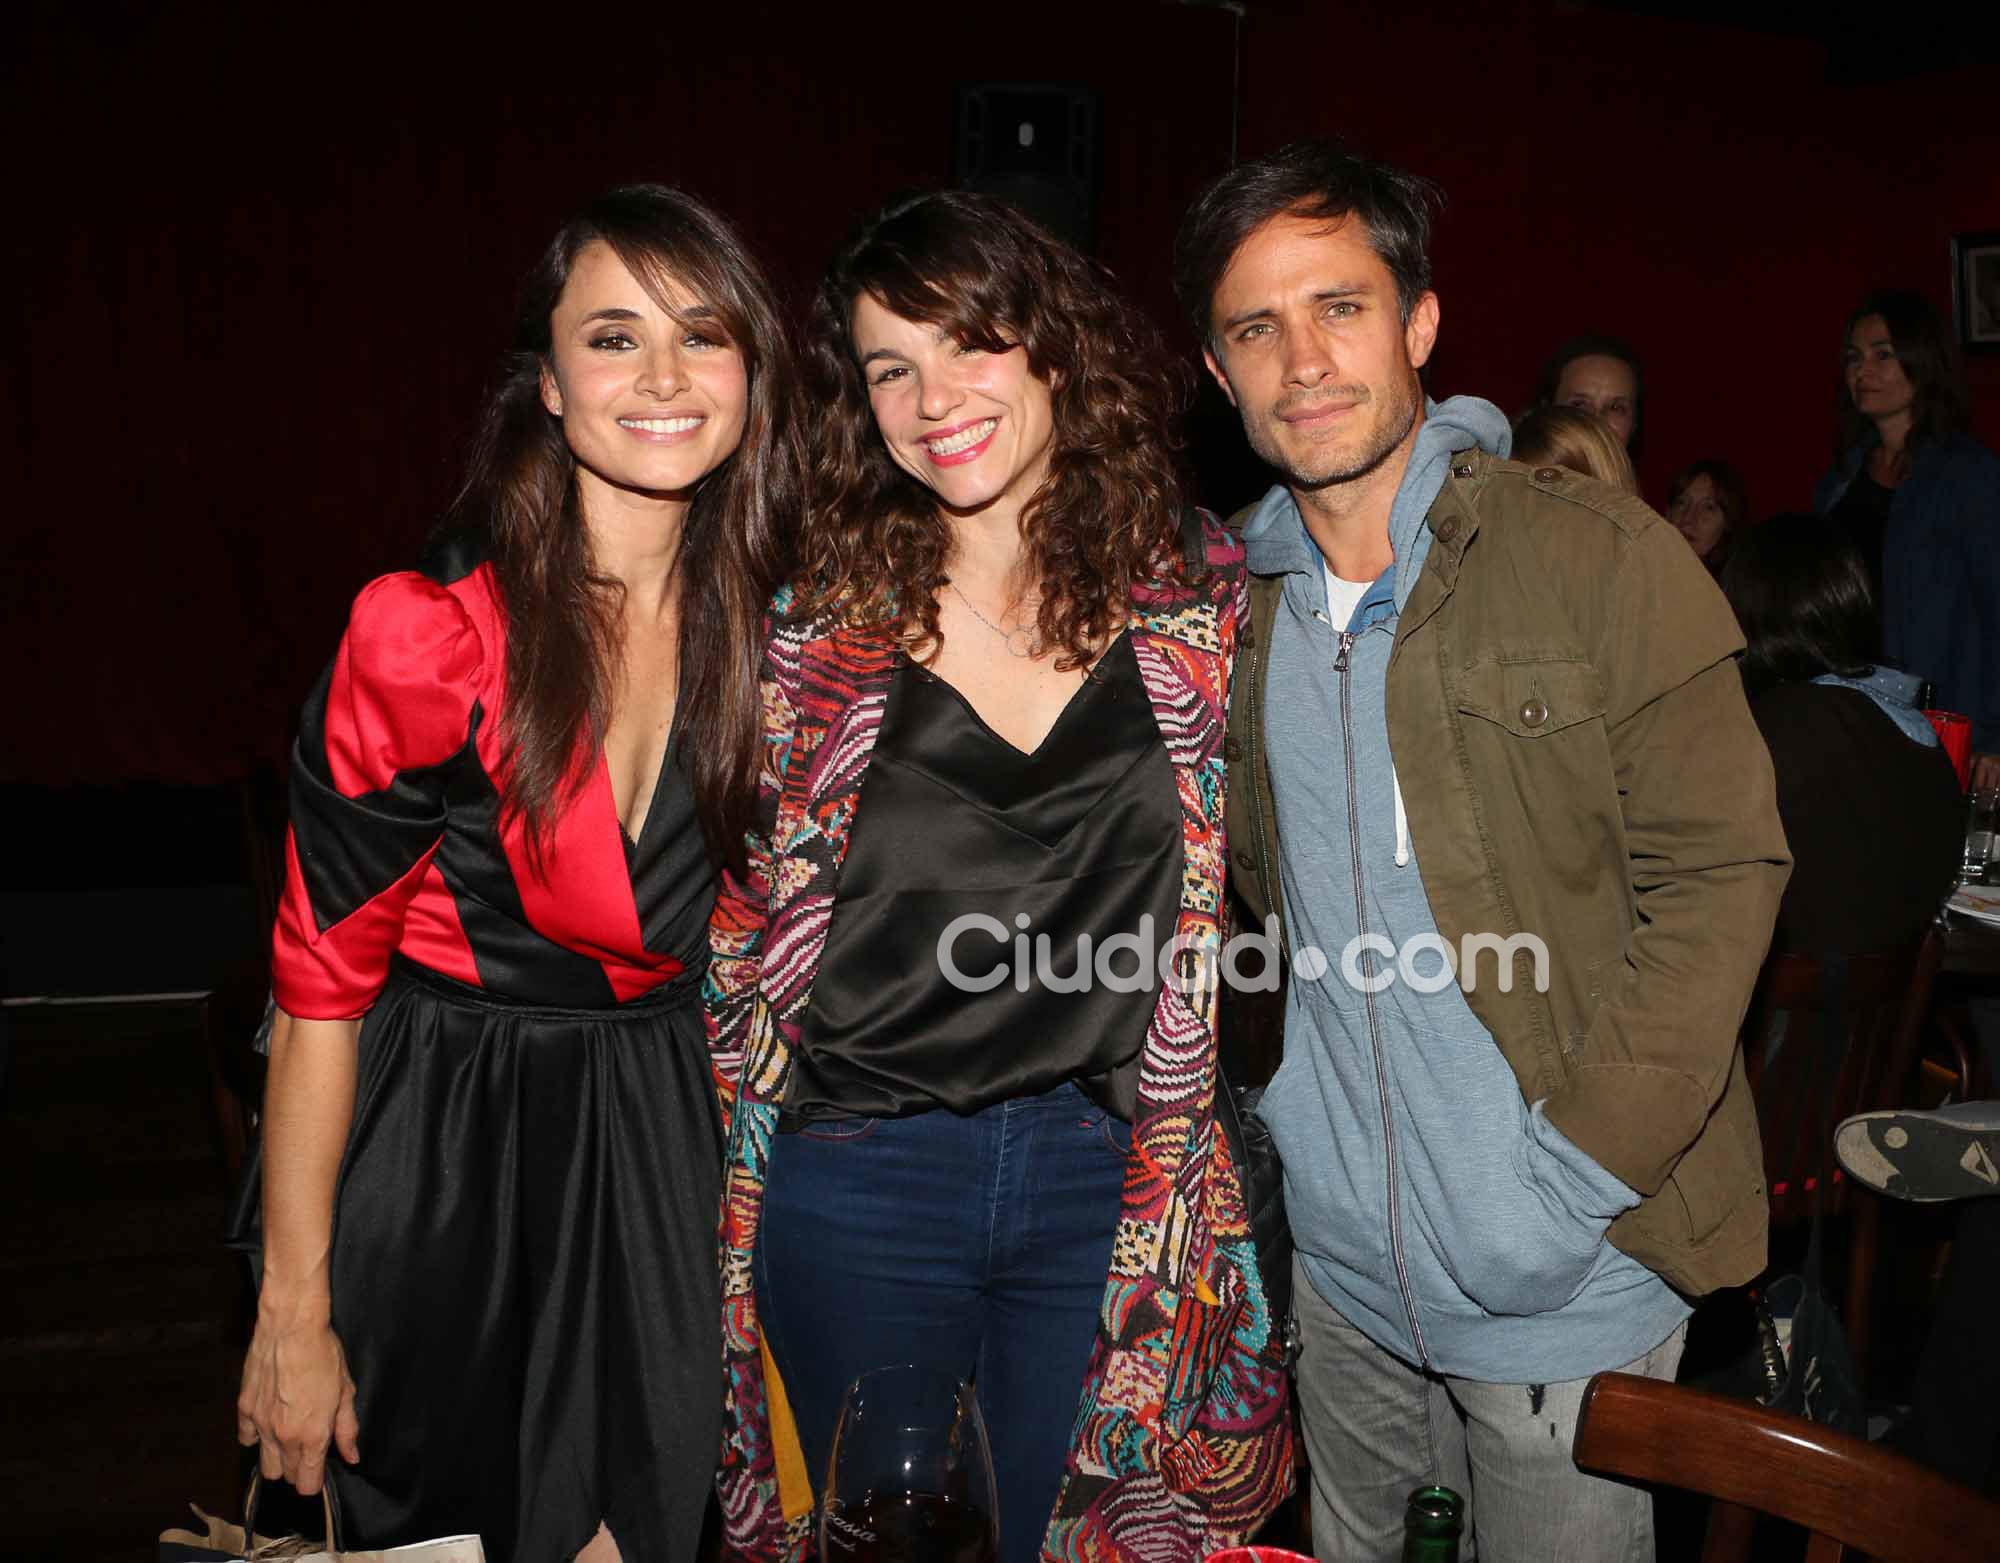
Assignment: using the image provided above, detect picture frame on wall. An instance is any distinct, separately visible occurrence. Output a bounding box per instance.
[1952,230,2000,352]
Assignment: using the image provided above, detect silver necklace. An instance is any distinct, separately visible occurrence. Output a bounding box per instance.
[949,581,1040,659]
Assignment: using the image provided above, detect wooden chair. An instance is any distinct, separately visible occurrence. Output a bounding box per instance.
[1742,931,1942,1383]
[1926,999,1983,1104]
[1573,1371,2000,1562]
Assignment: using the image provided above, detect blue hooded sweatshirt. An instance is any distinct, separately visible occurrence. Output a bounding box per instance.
[1246,396,1689,1382]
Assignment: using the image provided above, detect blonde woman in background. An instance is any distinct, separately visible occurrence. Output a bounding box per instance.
[1511,404,1638,494]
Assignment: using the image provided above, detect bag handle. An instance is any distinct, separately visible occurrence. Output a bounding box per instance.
[241,1472,342,1559]
[1176,505,1210,583]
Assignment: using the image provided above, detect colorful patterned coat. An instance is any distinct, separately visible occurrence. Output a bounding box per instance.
[703,515,1294,1561]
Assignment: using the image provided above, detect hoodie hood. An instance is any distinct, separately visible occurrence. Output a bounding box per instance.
[1239,396,1511,872]
[1237,395,1510,872]
[1240,395,1512,589]
[1389,395,1512,609]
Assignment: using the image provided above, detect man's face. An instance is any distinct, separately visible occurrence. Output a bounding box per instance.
[1202,211,1438,493]
[1553,354,1638,449]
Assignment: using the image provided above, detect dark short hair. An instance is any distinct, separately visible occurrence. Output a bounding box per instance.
[1172,138,1441,348]
[1836,288,1970,464]
[1720,513,1878,699]
[1667,458,1750,531]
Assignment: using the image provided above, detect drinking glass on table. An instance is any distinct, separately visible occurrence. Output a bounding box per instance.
[1928,709,1974,790]
[821,1365,1000,1563]
[1964,787,2000,884]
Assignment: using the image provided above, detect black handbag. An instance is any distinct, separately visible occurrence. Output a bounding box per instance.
[1213,1076,1296,1351]
[1757,1232,1863,1436]
[1759,953,1865,1435]
[1704,955,1864,1436]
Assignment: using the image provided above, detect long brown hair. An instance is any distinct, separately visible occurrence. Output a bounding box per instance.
[448,185,800,872]
[1835,288,1971,474]
[799,191,1187,666]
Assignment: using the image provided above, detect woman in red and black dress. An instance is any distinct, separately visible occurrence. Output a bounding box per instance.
[233,186,801,1563]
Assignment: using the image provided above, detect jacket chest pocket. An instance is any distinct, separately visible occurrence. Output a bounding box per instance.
[1454,655,1605,738]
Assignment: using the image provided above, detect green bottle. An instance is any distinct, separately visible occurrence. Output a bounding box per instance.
[1401,1484,1464,1562]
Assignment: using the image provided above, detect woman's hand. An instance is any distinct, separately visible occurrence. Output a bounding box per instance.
[236,1303,361,1495]
[244,1009,363,1494]
[1972,753,2000,791]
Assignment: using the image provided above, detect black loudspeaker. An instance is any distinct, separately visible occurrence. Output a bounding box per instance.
[953,83,1100,253]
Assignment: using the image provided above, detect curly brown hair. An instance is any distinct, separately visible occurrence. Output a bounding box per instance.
[799,190,1189,668]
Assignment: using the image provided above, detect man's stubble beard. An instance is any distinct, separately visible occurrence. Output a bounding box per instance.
[1254,374,1423,494]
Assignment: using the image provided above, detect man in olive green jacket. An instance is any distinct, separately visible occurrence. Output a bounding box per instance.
[1177,141,1790,1560]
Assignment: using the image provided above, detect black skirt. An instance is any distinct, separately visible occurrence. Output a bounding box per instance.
[236,956,723,1562]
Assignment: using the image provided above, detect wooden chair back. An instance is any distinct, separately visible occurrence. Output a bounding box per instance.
[1573,1371,2000,1563]
[1742,932,1939,1226]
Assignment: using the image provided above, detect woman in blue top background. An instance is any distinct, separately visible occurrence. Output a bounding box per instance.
[1814,289,2000,779]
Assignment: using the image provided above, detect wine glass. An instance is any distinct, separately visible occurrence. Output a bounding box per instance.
[820,1364,1000,1563]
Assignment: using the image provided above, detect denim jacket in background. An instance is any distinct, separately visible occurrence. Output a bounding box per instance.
[1815,431,2000,749]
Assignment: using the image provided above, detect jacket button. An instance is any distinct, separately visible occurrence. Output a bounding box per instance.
[1437,518,1460,544]
[1234,848,1256,869]
[1452,463,1474,479]
[1239,621,1256,650]
[1535,465,1563,482]
[1519,697,1550,728]
[1224,736,1243,763]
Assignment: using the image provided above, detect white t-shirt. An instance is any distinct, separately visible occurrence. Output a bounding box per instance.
[1322,562,1373,634]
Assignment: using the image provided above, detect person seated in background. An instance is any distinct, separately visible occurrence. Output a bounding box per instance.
[1532,332,1644,452]
[1721,514,1961,956]
[1665,457,1748,575]
[1511,405,1637,493]
[1836,1100,2000,1493]
[1813,288,2000,784]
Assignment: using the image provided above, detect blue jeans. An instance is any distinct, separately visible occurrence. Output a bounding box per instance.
[754,1081,1127,1563]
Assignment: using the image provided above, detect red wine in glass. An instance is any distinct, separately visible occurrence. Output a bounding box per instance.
[820,1366,1000,1563]
[825,1492,996,1563]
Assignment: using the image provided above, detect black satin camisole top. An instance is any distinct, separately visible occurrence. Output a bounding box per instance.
[782,632,1183,1126]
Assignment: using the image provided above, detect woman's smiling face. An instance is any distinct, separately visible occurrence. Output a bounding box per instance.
[539,240,749,508]
[849,293,1055,522]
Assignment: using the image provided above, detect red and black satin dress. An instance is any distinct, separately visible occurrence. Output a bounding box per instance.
[255,543,722,1563]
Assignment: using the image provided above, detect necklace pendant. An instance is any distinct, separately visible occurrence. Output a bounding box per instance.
[1006,627,1038,659]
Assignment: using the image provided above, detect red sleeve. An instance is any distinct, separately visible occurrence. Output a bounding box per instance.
[272,572,485,1019]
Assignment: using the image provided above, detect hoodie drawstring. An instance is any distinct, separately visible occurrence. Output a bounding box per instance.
[1392,766,1411,868]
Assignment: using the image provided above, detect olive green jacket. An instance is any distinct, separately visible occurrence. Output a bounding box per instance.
[1226,450,1790,1296]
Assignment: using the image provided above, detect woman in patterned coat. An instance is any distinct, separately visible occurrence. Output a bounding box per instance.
[704,192,1292,1563]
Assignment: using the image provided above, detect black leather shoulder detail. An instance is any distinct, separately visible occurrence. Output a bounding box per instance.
[417,522,493,586]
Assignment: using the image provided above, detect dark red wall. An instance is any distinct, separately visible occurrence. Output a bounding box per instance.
[1235,3,2000,505]
[10,3,1997,786]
